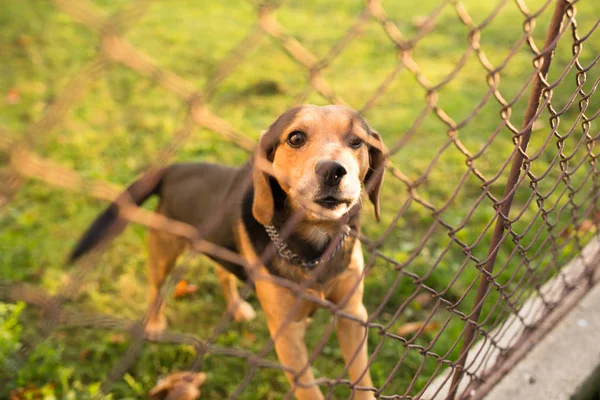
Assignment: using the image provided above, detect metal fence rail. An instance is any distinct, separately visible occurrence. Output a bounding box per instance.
[1,0,599,399]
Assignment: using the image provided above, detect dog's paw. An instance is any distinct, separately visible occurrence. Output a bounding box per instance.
[145,316,167,337]
[149,371,206,400]
[230,300,256,322]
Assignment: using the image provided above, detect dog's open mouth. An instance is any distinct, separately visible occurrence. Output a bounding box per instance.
[315,196,350,210]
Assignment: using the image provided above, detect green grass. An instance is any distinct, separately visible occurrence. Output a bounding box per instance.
[1,0,599,398]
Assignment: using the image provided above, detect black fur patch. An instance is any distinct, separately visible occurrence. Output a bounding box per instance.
[241,178,359,283]
[68,168,166,263]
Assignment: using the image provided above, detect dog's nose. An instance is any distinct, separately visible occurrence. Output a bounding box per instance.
[316,161,347,186]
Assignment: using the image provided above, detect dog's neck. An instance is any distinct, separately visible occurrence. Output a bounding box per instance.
[241,181,358,278]
[300,224,331,248]
[267,180,352,248]
[285,217,349,251]
[273,203,358,257]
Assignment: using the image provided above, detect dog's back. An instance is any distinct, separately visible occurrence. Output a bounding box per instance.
[158,162,250,250]
[69,162,250,265]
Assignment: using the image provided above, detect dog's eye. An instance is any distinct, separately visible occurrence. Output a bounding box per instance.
[349,136,363,149]
[287,131,307,148]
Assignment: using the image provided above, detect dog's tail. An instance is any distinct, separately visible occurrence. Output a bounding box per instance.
[68,168,167,264]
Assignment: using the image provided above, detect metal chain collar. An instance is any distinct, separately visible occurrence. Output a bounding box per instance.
[263,224,350,269]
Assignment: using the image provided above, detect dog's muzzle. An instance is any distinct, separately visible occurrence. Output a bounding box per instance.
[316,160,347,187]
[313,161,354,209]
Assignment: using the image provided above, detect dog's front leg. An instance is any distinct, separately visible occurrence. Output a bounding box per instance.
[328,243,375,400]
[336,296,375,400]
[255,278,324,400]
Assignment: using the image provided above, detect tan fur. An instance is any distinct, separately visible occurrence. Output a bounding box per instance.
[236,221,376,399]
[126,105,384,398]
[266,106,374,224]
[241,105,381,399]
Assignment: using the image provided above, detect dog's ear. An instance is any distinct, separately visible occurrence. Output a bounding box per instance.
[252,106,303,225]
[364,130,386,222]
[252,132,277,226]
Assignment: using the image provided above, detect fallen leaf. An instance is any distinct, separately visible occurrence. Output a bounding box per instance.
[397,320,440,337]
[53,331,67,340]
[5,88,20,105]
[109,333,127,344]
[10,384,54,400]
[174,280,198,299]
[16,35,32,48]
[413,293,433,307]
[578,219,595,233]
[559,226,572,239]
[560,219,596,239]
[149,371,207,400]
[78,349,90,361]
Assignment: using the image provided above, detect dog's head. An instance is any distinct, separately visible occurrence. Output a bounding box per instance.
[252,105,386,225]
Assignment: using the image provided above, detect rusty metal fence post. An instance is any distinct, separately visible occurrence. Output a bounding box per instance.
[446,1,572,399]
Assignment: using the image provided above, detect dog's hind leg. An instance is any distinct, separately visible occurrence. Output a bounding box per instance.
[146,228,186,334]
[214,265,256,322]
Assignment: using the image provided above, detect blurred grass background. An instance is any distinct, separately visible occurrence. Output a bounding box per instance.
[1,0,599,398]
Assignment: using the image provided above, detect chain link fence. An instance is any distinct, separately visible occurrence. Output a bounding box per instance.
[1,0,599,398]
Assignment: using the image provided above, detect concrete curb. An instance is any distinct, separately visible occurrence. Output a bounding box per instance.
[485,278,600,400]
[421,237,600,399]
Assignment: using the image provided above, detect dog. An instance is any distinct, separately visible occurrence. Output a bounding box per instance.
[69,104,386,399]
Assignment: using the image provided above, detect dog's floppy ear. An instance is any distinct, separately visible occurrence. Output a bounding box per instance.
[364,129,386,222]
[252,106,303,225]
[252,131,277,226]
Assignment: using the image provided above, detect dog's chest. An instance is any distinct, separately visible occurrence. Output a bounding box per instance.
[302,226,330,248]
[240,188,358,284]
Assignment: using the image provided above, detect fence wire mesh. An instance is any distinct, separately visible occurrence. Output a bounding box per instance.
[1,0,600,399]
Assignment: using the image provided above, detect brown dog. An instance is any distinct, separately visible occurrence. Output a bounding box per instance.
[69,104,386,399]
